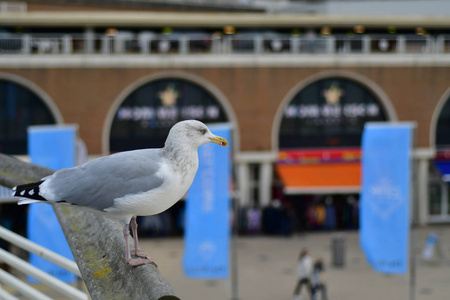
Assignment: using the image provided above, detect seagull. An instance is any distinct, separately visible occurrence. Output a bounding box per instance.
[13,120,228,266]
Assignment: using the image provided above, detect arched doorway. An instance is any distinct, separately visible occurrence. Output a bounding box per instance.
[435,92,450,148]
[429,88,450,222]
[0,79,59,154]
[275,74,393,231]
[0,75,60,242]
[108,77,231,153]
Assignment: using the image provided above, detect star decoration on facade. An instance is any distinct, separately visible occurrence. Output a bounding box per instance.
[323,83,344,105]
[159,85,179,106]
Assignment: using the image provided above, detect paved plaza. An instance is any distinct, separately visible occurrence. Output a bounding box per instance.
[141,225,450,300]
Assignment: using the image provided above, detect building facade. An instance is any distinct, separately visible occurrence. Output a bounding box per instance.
[1,3,450,231]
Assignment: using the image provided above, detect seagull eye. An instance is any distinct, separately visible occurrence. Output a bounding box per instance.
[199,128,207,135]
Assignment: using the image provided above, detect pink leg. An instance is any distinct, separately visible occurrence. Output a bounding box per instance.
[130,216,155,263]
[123,222,154,267]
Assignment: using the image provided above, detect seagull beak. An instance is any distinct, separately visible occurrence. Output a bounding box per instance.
[210,135,228,147]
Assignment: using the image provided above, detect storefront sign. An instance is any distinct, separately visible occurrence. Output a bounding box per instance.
[284,103,381,122]
[116,104,221,126]
[278,147,361,165]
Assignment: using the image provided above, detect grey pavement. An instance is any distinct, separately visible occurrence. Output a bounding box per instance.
[141,225,450,300]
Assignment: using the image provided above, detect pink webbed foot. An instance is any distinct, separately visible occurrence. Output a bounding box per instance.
[126,257,155,267]
[134,250,158,267]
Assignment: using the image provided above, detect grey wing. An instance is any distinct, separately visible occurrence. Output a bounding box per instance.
[42,149,166,211]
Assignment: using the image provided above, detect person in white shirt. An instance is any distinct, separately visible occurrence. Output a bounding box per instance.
[293,248,313,300]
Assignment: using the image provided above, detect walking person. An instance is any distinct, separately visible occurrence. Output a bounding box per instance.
[311,258,328,300]
[293,248,313,300]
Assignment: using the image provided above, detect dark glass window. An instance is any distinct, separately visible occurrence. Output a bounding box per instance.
[0,80,56,154]
[110,78,228,152]
[279,77,388,149]
[436,97,450,147]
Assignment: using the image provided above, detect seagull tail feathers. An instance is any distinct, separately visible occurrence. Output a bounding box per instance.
[13,181,48,205]
[17,199,44,205]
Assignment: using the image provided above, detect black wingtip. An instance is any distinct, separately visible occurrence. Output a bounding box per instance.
[13,181,47,201]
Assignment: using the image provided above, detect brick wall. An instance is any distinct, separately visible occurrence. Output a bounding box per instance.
[1,66,448,154]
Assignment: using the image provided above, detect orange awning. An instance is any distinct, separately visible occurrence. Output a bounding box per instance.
[276,163,361,194]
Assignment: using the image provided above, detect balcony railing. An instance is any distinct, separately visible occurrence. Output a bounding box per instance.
[0,33,449,55]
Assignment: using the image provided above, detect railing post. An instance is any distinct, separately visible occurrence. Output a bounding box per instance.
[211,34,221,54]
[362,35,371,53]
[426,35,433,54]
[224,35,232,54]
[22,34,31,54]
[101,36,110,54]
[62,35,72,54]
[326,36,335,54]
[435,35,443,54]
[140,35,150,54]
[84,27,94,54]
[397,35,405,54]
[180,35,188,55]
[115,35,123,53]
[254,34,263,54]
[290,35,299,53]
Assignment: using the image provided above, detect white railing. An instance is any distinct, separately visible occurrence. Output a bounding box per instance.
[0,1,27,13]
[0,33,448,56]
[0,225,87,300]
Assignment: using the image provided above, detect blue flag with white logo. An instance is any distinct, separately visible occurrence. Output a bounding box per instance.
[183,124,231,278]
[28,125,77,283]
[360,123,413,274]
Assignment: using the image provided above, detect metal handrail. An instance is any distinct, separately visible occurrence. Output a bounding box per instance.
[0,203,86,298]
[0,248,87,299]
[0,268,52,300]
[0,225,81,276]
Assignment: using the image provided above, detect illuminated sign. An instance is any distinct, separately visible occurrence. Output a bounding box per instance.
[284,102,381,124]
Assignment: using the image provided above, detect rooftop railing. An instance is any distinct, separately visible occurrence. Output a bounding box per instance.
[0,33,448,55]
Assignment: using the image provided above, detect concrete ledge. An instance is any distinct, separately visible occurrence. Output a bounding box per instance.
[0,54,450,68]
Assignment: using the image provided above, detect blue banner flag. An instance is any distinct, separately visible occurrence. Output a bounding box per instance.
[360,123,413,274]
[183,124,231,279]
[28,125,77,283]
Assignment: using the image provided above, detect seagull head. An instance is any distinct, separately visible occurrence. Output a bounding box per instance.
[165,120,228,150]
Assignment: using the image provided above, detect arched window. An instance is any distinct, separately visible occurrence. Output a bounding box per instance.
[279,77,389,149]
[276,76,391,195]
[431,89,450,221]
[109,78,229,152]
[0,80,56,154]
[435,97,450,148]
